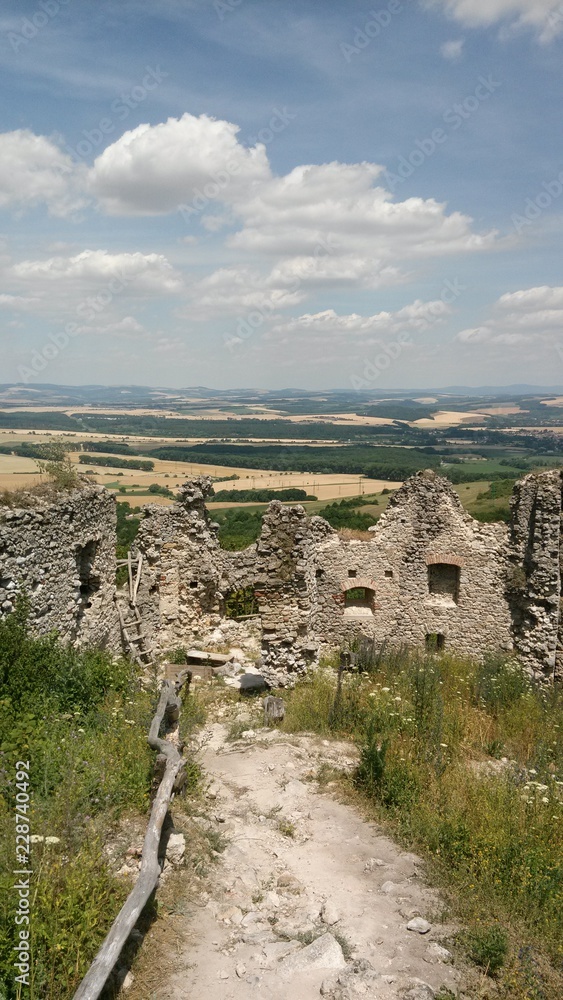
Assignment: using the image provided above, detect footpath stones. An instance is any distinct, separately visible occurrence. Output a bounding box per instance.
[407,917,432,934]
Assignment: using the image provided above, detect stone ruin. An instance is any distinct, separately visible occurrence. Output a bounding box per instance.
[2,470,563,685]
[0,484,120,649]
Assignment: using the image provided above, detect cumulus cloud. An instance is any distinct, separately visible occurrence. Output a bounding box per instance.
[229,163,495,260]
[88,113,270,215]
[9,249,183,295]
[185,266,306,321]
[268,299,452,347]
[0,130,86,216]
[456,285,563,347]
[424,1,563,42]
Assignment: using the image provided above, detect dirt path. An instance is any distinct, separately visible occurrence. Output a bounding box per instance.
[133,724,462,1000]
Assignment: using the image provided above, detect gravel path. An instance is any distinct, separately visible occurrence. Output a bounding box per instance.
[152,724,462,1000]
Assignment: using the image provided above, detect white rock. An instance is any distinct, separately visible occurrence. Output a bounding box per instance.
[407,917,432,934]
[165,832,185,865]
[235,963,247,978]
[364,858,386,871]
[321,900,340,926]
[279,933,347,975]
[121,971,135,992]
[424,942,453,964]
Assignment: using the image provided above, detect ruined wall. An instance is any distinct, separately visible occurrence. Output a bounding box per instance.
[131,471,563,683]
[310,471,514,661]
[508,470,563,680]
[0,484,120,649]
[134,478,228,652]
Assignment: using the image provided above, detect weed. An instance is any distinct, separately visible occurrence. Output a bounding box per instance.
[277,818,296,838]
[463,924,508,976]
[333,930,354,961]
[226,718,251,741]
[281,647,563,997]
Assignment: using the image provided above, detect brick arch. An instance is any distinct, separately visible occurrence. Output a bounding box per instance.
[425,552,464,568]
[340,577,378,592]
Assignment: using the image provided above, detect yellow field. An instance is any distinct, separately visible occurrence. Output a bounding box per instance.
[413,410,486,427]
[0,450,401,507]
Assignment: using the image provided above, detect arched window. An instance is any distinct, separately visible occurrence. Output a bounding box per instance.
[344,586,375,617]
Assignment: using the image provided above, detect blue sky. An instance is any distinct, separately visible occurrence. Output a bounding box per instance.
[1,0,562,390]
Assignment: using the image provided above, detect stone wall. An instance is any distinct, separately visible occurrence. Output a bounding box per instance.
[0,484,120,649]
[5,471,560,685]
[130,470,563,684]
[508,469,563,679]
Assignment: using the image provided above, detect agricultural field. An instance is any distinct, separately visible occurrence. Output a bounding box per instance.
[1,387,562,512]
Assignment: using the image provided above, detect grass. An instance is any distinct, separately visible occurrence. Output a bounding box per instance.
[0,634,155,998]
[280,648,563,999]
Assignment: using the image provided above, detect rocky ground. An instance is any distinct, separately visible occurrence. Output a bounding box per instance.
[123,715,464,1000]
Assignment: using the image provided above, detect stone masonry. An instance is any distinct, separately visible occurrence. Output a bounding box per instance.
[0,484,120,649]
[131,470,563,685]
[1,470,562,685]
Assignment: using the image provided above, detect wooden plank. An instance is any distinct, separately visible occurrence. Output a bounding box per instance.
[72,681,185,1000]
[128,551,134,602]
[132,552,143,605]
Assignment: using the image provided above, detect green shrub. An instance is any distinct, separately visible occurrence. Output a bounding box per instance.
[0,606,155,999]
[464,924,508,976]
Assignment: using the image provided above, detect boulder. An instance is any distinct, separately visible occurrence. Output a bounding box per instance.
[278,933,346,975]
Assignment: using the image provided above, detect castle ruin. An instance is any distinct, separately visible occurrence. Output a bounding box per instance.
[1,470,563,684]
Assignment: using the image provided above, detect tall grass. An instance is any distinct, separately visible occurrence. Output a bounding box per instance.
[282,648,563,997]
[0,603,156,999]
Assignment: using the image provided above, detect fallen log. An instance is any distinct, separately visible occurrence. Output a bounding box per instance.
[73,680,185,1000]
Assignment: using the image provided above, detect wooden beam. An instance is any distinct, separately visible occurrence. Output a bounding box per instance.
[72,681,185,1000]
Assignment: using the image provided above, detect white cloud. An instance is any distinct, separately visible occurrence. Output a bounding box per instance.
[269,300,452,347]
[440,38,465,59]
[456,285,563,346]
[185,266,306,321]
[89,113,270,215]
[0,130,86,216]
[424,1,563,42]
[228,162,496,273]
[9,249,183,295]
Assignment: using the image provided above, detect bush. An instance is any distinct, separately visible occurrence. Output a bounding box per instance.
[464,924,508,976]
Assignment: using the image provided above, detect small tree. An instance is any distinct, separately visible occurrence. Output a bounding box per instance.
[35,442,79,490]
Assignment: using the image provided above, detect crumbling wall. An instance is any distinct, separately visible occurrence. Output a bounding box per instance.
[134,478,229,652]
[255,471,514,667]
[133,471,563,683]
[508,470,563,680]
[0,485,119,649]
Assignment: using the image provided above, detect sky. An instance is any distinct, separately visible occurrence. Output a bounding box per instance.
[1,0,563,391]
